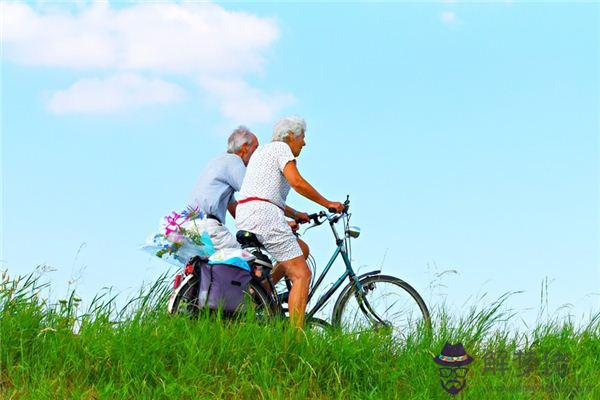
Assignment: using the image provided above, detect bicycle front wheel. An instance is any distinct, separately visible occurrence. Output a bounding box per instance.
[332,275,431,339]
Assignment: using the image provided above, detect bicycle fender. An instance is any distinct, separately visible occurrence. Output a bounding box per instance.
[331,270,381,319]
[167,274,197,314]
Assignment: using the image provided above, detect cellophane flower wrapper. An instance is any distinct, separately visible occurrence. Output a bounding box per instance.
[141,232,215,267]
[140,206,215,267]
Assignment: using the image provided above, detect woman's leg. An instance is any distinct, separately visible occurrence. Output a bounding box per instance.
[271,237,309,284]
[275,255,311,328]
[297,237,310,259]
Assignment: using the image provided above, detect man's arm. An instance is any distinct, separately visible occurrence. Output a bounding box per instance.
[225,157,245,219]
[227,191,237,218]
[228,201,237,219]
[226,158,246,192]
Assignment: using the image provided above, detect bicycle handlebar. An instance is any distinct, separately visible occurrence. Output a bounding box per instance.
[304,196,351,227]
[307,212,323,223]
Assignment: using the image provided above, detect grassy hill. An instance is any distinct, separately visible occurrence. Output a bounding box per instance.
[1,271,599,399]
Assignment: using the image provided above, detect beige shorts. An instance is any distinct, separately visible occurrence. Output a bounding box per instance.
[182,218,240,251]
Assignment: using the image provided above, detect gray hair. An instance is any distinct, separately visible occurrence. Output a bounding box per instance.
[227,126,255,153]
[272,116,306,142]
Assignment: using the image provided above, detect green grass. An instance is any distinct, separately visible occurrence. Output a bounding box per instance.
[1,270,599,399]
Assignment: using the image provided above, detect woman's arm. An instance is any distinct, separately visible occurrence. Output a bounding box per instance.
[283,161,343,211]
[284,205,310,222]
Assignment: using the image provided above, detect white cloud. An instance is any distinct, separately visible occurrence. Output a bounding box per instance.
[441,11,457,25]
[200,77,295,124]
[2,2,291,121]
[3,2,118,68]
[48,74,184,114]
[2,2,278,73]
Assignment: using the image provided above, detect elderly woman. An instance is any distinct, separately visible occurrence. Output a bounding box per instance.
[236,116,343,328]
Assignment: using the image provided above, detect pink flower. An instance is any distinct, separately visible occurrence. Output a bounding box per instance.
[167,231,184,243]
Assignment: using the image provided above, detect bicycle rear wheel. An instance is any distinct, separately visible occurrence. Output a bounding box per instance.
[237,279,277,321]
[168,276,200,318]
[332,275,431,339]
[169,277,276,320]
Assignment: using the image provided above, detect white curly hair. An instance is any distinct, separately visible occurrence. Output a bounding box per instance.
[271,116,306,142]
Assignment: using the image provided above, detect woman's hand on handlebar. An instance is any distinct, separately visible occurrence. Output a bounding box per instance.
[327,201,345,214]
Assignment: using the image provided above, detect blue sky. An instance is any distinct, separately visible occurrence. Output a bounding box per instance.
[2,1,598,327]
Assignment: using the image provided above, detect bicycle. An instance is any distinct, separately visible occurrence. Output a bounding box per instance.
[169,196,431,338]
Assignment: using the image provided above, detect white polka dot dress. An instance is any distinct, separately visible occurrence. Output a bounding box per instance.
[235,142,303,262]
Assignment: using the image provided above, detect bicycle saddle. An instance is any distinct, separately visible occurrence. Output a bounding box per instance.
[236,230,264,249]
[236,231,272,271]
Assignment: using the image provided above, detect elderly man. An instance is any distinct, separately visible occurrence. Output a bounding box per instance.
[188,126,258,250]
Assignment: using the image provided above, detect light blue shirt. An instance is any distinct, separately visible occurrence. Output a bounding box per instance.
[188,153,246,224]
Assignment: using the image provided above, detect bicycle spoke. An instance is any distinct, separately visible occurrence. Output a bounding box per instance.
[334,276,430,341]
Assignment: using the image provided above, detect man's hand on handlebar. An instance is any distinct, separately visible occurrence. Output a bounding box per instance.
[295,211,311,224]
[288,220,300,232]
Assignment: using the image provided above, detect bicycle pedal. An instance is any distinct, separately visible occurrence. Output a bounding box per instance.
[277,292,289,303]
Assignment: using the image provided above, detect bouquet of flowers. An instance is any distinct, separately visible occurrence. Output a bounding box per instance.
[141,205,215,266]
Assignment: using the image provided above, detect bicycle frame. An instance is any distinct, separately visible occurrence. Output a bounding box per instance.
[301,212,379,322]
[305,239,353,319]
[247,198,391,326]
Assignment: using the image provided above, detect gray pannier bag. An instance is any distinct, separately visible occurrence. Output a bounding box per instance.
[196,258,252,313]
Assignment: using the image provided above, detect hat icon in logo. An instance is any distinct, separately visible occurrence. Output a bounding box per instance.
[433,343,474,396]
